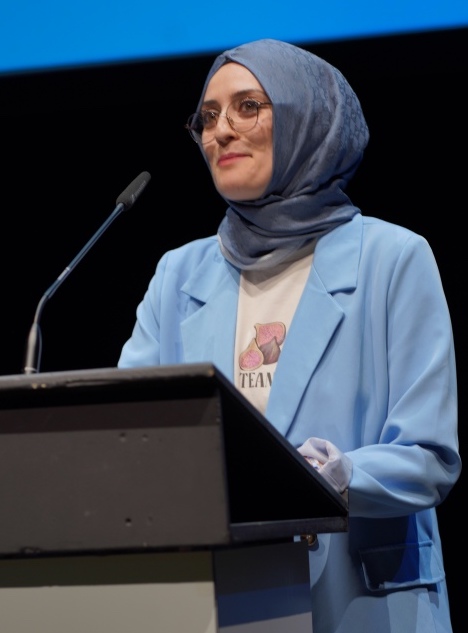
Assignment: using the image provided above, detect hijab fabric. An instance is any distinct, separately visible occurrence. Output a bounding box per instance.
[196,39,370,270]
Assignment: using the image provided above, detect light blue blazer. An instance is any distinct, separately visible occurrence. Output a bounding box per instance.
[119,213,461,633]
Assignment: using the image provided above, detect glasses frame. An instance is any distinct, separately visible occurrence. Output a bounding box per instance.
[185,99,272,145]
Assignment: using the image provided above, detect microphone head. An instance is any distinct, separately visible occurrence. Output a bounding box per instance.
[116,171,152,210]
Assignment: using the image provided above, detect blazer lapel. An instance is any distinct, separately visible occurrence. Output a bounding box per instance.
[266,215,363,436]
[180,254,240,380]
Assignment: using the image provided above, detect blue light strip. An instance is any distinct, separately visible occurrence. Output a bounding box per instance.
[1,0,467,74]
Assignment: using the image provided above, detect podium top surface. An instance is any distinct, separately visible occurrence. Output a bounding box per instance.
[0,363,221,404]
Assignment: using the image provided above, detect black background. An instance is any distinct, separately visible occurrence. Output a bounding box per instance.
[1,27,466,630]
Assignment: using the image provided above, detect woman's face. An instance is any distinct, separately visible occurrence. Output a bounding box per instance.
[201,63,273,201]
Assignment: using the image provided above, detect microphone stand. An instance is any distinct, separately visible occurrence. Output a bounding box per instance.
[23,171,151,374]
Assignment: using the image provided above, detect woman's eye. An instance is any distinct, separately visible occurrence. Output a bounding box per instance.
[201,111,218,127]
[238,99,259,116]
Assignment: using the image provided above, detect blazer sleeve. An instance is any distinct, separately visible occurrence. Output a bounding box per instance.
[346,234,461,518]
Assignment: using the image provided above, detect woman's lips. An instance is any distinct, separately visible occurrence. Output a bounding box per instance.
[217,153,247,166]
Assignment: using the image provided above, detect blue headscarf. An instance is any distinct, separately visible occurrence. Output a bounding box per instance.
[196,39,369,270]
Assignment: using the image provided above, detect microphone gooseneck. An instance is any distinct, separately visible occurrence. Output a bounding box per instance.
[23,171,152,374]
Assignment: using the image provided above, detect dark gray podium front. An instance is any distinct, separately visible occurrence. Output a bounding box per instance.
[0,363,348,632]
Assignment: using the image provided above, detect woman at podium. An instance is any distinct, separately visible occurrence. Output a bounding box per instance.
[118,38,461,633]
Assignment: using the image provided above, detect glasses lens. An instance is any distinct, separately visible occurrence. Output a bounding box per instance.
[186,100,265,144]
[226,99,260,133]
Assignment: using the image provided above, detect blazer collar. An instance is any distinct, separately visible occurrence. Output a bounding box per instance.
[312,212,362,294]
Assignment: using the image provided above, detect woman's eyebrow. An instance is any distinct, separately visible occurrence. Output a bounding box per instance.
[201,88,268,109]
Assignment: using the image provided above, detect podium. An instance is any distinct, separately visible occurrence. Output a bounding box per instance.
[0,363,348,632]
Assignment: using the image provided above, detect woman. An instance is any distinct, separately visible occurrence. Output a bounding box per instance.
[118,39,461,633]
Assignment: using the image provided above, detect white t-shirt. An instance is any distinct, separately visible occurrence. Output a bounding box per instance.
[234,249,314,415]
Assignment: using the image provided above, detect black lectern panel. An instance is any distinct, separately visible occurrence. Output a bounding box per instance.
[0,363,347,558]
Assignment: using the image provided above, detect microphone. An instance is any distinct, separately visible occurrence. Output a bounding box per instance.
[23,171,152,374]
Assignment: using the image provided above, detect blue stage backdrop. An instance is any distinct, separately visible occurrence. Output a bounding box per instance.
[1,0,468,75]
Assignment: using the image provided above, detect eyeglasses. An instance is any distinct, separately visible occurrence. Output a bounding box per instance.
[185,97,272,145]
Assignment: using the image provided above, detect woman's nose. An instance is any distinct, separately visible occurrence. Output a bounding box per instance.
[214,114,238,140]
